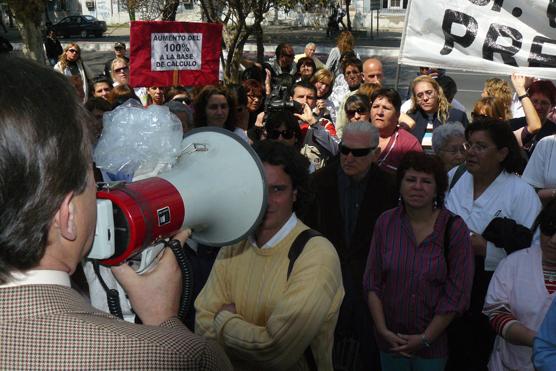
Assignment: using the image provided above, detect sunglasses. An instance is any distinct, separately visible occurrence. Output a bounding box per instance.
[346,108,368,117]
[114,67,129,73]
[339,143,374,157]
[268,129,295,140]
[68,49,78,54]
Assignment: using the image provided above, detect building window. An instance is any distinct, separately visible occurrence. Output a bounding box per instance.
[388,0,401,8]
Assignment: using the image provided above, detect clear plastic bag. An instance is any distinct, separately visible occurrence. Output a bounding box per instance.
[93,99,183,181]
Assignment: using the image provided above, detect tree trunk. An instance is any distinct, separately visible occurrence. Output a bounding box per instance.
[161,0,180,21]
[17,19,45,63]
[345,0,351,31]
[253,20,264,65]
[222,23,249,85]
[7,0,46,63]
[127,0,136,21]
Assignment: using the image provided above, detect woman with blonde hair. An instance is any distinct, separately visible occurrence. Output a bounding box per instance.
[472,96,509,121]
[406,75,468,151]
[325,31,359,75]
[482,78,512,119]
[54,42,92,100]
[311,68,336,122]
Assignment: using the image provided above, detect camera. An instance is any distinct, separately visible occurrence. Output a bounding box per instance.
[264,85,304,114]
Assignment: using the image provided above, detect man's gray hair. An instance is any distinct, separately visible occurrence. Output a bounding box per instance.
[431,121,465,154]
[343,121,379,148]
[305,42,316,49]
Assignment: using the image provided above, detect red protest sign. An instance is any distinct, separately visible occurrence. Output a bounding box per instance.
[129,21,223,87]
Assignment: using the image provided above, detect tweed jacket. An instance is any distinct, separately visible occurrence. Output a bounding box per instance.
[302,159,398,291]
[0,284,232,370]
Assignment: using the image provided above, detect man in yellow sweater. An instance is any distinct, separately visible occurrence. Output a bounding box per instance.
[195,141,344,370]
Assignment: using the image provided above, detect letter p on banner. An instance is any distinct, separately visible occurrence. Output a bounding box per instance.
[129,21,223,87]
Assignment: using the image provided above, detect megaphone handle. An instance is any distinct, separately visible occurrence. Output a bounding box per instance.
[165,239,194,323]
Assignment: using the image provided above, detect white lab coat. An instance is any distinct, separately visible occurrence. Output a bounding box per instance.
[446,169,541,271]
[522,135,556,189]
[483,246,555,371]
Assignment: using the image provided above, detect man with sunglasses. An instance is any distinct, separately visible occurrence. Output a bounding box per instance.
[303,122,398,370]
[103,42,129,84]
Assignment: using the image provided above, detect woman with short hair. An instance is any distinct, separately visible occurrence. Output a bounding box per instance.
[431,121,466,171]
[364,151,473,371]
[445,118,542,370]
[311,68,336,123]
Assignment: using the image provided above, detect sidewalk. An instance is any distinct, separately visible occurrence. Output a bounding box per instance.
[5,23,401,57]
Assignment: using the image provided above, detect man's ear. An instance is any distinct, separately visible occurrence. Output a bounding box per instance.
[54,192,77,241]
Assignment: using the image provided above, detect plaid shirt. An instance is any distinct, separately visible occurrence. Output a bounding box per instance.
[0,284,232,370]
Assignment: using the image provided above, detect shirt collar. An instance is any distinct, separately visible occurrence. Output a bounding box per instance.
[0,270,71,288]
[249,213,298,249]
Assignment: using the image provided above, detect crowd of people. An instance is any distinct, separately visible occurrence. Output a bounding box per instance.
[1,27,556,371]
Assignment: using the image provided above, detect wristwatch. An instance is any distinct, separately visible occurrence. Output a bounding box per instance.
[421,334,432,348]
[518,93,530,101]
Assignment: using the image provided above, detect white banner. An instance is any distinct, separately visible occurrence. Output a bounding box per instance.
[399,0,556,79]
[150,33,203,71]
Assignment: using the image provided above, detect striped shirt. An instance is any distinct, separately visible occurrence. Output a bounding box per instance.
[363,206,474,358]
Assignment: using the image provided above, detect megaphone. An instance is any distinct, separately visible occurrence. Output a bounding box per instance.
[88,127,267,266]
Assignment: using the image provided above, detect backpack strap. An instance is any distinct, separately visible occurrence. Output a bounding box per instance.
[449,164,466,191]
[287,229,322,280]
[287,228,321,371]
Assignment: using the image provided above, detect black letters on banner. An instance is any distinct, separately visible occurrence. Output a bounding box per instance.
[529,36,556,67]
[482,23,522,66]
[440,9,478,55]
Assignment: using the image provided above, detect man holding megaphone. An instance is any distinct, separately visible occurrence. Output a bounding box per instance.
[195,141,344,370]
[0,56,231,370]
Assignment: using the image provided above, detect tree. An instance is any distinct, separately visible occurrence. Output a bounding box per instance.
[199,0,327,85]
[7,0,46,62]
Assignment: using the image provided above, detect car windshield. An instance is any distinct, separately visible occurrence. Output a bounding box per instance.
[83,15,96,21]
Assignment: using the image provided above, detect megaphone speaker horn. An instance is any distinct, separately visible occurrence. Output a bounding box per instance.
[91,127,267,265]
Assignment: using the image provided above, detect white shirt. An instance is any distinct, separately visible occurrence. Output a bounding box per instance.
[484,246,555,371]
[248,213,298,249]
[446,169,542,271]
[522,135,556,189]
[0,270,71,288]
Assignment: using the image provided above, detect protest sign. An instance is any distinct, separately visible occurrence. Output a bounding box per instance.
[399,0,556,79]
[130,21,223,87]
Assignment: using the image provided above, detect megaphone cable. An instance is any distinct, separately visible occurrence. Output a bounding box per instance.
[92,260,124,319]
[165,239,194,323]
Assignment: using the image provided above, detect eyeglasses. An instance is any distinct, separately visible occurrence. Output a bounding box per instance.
[415,89,435,101]
[346,108,369,117]
[67,49,78,54]
[440,145,466,154]
[462,142,494,153]
[339,143,375,157]
[268,129,295,140]
[114,67,129,73]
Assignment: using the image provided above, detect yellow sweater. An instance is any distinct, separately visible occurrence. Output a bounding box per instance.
[195,221,344,371]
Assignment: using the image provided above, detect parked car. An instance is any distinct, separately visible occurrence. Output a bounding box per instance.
[51,15,107,38]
